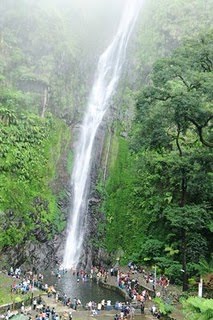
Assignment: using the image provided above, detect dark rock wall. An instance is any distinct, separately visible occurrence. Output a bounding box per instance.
[80,113,114,270]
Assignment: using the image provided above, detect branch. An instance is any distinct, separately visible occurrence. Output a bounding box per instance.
[186,116,213,148]
[203,115,213,127]
[200,55,212,72]
[153,95,171,101]
[177,75,190,90]
[176,123,183,157]
[151,89,172,102]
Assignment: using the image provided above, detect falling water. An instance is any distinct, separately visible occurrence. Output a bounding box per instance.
[63,0,143,269]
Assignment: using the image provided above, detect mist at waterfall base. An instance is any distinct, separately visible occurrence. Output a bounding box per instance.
[63,0,143,270]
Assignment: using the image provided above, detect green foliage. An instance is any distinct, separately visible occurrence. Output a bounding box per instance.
[0,88,28,111]
[135,33,212,289]
[0,274,34,305]
[183,297,213,320]
[164,261,183,285]
[130,0,213,87]
[154,297,173,315]
[0,106,70,247]
[104,136,136,254]
[104,31,212,292]
[195,256,213,277]
[0,0,88,119]
[138,239,165,265]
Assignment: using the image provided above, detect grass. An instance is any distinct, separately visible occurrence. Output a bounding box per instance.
[0,273,32,306]
[0,273,14,305]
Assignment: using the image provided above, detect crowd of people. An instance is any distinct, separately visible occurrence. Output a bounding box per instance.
[4,262,171,319]
[110,262,170,319]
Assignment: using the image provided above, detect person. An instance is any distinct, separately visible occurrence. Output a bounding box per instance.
[110,267,114,276]
[114,314,119,320]
[88,301,92,311]
[151,305,156,315]
[45,306,51,318]
[21,302,25,313]
[51,307,56,319]
[33,298,37,310]
[73,297,77,310]
[37,295,42,305]
[68,311,72,320]
[5,308,11,320]
[101,299,105,310]
[106,300,112,311]
[140,302,145,314]
[120,310,124,320]
[9,267,14,276]
[55,314,60,320]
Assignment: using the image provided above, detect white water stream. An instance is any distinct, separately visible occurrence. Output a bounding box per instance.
[63,0,143,269]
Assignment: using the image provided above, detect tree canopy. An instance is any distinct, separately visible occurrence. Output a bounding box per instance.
[104,31,213,291]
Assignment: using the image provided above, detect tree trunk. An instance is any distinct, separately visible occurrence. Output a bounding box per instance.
[41,87,48,118]
[182,229,188,291]
[176,125,189,291]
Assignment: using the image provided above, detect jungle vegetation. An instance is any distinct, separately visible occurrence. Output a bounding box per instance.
[0,0,212,299]
[103,31,213,291]
[101,0,213,293]
[0,0,123,259]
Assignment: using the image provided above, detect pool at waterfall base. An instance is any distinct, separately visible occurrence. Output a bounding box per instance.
[43,271,125,306]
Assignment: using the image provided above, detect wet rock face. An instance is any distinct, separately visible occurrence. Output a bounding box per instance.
[79,120,112,269]
[1,118,111,272]
[0,139,71,272]
[2,229,68,272]
[2,241,51,271]
[24,241,55,271]
[54,119,111,271]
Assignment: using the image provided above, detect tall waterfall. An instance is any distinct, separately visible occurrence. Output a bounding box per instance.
[63,0,142,269]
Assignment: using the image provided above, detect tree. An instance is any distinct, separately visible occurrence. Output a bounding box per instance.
[164,205,210,291]
[131,32,212,290]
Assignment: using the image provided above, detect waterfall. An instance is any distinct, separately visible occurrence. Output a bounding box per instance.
[63,0,143,269]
